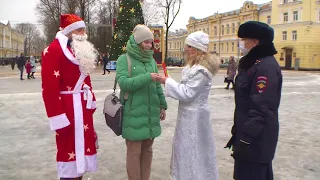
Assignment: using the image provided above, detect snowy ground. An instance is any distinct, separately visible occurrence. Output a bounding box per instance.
[0,65,319,180]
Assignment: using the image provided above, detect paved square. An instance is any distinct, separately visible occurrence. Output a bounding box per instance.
[0,65,319,180]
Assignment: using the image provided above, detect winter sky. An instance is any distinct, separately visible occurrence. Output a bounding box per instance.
[0,0,270,31]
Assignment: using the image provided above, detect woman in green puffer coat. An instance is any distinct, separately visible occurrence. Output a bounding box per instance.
[115,24,167,180]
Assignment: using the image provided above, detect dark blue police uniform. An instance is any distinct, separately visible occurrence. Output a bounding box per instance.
[226,21,283,180]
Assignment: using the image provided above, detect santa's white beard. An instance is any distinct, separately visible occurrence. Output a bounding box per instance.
[71,34,97,75]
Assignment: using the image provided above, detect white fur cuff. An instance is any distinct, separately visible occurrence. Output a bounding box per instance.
[49,113,70,131]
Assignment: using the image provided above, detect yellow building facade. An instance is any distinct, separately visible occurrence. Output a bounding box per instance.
[0,21,25,58]
[186,1,262,62]
[166,31,188,60]
[167,0,320,70]
[270,0,320,70]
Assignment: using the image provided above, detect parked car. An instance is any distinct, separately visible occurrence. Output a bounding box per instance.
[220,62,229,68]
[167,57,184,67]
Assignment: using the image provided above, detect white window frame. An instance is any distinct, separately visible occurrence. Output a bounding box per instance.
[282,31,287,40]
[292,30,297,40]
[293,11,298,21]
[283,12,289,22]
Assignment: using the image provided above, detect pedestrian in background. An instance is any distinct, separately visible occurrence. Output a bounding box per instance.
[25,59,32,79]
[102,52,110,75]
[11,57,16,70]
[30,55,36,79]
[225,56,237,90]
[17,53,26,80]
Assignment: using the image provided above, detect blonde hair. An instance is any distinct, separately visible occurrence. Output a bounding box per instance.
[185,47,220,76]
[186,48,210,66]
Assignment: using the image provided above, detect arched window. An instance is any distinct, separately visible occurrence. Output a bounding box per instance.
[221,25,224,35]
[232,23,235,34]
[226,24,230,34]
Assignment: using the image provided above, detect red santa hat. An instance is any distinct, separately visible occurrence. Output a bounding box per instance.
[59,14,86,35]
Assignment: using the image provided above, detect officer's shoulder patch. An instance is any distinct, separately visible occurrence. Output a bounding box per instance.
[256,76,268,93]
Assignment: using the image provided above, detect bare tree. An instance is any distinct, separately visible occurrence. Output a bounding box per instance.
[155,0,182,61]
[32,36,48,56]
[78,0,96,21]
[36,0,115,52]
[36,0,63,42]
[63,0,79,14]
[141,0,162,25]
[14,23,42,56]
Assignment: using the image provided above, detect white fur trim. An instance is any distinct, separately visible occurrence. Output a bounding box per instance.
[62,21,85,35]
[165,78,178,97]
[55,31,79,65]
[73,93,86,174]
[57,154,98,178]
[90,101,97,109]
[49,113,70,131]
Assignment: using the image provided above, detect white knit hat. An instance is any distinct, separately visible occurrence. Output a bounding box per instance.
[133,24,154,44]
[185,31,209,52]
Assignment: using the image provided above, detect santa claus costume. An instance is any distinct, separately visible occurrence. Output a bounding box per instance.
[41,14,98,179]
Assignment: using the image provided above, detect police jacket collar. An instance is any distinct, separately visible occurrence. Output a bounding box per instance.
[239,43,277,71]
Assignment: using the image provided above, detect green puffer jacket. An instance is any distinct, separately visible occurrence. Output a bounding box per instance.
[116,35,168,141]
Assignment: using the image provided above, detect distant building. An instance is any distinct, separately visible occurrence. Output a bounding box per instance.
[183,0,320,70]
[270,0,320,70]
[165,29,188,59]
[0,20,25,58]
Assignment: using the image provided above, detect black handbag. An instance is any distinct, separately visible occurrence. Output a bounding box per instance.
[224,76,229,83]
[103,54,131,136]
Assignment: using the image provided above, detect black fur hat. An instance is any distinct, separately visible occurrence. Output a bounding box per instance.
[238,21,274,44]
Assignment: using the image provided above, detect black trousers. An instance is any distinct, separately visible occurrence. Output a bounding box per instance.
[226,80,235,88]
[18,67,24,79]
[234,160,273,180]
[103,63,110,74]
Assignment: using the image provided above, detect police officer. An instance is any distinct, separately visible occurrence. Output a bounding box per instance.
[225,21,282,180]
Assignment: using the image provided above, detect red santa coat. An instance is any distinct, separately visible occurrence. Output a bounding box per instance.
[41,31,98,178]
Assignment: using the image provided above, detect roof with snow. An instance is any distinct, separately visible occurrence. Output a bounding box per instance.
[0,20,9,25]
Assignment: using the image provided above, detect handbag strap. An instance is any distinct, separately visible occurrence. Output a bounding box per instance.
[113,54,132,100]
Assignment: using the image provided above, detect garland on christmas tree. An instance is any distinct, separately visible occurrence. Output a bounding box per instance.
[109,0,145,61]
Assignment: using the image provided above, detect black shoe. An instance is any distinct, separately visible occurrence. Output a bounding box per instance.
[20,78,24,80]
[102,73,106,75]
[108,71,110,74]
[225,87,229,90]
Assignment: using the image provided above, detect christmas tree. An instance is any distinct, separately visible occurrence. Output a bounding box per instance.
[109,0,145,61]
